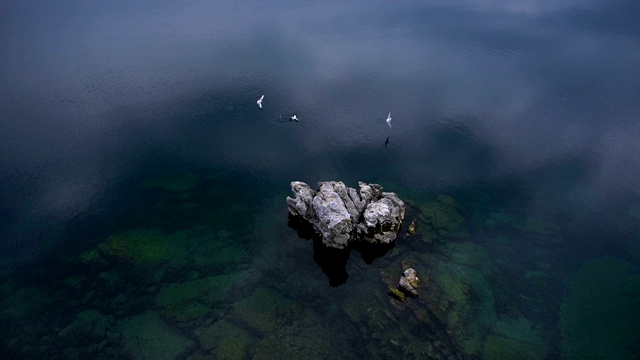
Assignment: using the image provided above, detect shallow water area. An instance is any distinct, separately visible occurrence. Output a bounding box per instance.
[2,1,640,359]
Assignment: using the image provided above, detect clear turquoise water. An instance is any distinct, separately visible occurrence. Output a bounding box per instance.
[1,1,640,359]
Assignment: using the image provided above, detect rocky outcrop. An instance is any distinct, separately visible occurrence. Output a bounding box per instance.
[286,181,405,249]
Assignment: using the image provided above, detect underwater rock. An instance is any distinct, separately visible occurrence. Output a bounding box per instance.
[417,194,466,242]
[97,229,179,267]
[58,309,117,345]
[57,309,120,359]
[482,316,549,360]
[286,181,405,249]
[199,319,254,359]
[405,219,416,236]
[231,287,299,334]
[388,287,407,301]
[483,335,546,360]
[155,273,245,327]
[399,268,420,296]
[118,311,196,360]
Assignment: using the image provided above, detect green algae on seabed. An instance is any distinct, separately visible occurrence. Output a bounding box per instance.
[483,335,545,360]
[342,275,452,359]
[415,194,467,242]
[396,242,499,357]
[561,256,640,360]
[118,311,196,360]
[231,287,299,333]
[250,311,350,360]
[228,286,353,359]
[98,229,185,267]
[156,273,247,327]
[192,236,246,269]
[387,287,407,301]
[198,319,254,360]
[483,316,548,360]
[57,309,120,359]
[77,248,109,268]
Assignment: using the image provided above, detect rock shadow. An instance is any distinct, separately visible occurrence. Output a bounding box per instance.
[352,242,395,265]
[288,214,350,287]
[288,214,399,286]
[287,213,317,241]
[312,238,350,287]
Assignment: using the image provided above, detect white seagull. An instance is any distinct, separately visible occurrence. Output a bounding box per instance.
[386,112,392,128]
[257,95,264,108]
[290,115,299,122]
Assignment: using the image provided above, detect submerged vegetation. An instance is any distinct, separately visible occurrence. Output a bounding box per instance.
[0,171,637,359]
[561,256,640,360]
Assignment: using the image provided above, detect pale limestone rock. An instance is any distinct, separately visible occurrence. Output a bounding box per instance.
[287,181,406,249]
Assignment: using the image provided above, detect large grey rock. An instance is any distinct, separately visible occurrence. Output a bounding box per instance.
[312,182,355,248]
[286,181,316,221]
[357,192,405,245]
[287,181,405,249]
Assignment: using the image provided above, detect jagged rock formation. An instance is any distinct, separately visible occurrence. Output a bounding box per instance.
[286,181,405,249]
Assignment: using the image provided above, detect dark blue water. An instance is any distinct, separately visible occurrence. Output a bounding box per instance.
[2,1,640,359]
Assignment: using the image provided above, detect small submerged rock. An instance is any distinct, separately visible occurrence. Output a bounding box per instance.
[388,267,420,301]
[399,268,420,296]
[405,219,417,237]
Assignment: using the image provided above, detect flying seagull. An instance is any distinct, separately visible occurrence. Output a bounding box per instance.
[257,95,264,108]
[386,112,392,128]
[290,115,299,122]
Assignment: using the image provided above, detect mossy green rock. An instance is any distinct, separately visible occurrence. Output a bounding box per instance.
[250,308,349,360]
[483,335,544,360]
[98,229,182,267]
[483,317,548,360]
[418,194,466,239]
[388,287,406,301]
[192,239,246,268]
[199,319,254,360]
[561,256,640,360]
[118,311,195,360]
[422,260,497,356]
[232,287,298,333]
[58,309,116,343]
[77,248,109,267]
[156,274,239,326]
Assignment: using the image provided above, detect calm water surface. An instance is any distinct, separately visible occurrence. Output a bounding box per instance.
[2,1,640,359]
